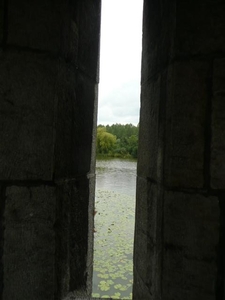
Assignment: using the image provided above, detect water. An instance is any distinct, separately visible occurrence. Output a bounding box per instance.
[92,158,137,299]
[96,158,137,197]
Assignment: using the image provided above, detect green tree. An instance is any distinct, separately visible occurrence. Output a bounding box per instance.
[127,135,138,158]
[96,124,139,158]
[97,127,117,154]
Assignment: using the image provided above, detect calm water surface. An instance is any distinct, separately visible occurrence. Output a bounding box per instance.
[92,158,137,299]
[96,158,137,197]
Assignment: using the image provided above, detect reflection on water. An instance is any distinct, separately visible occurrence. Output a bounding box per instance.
[96,158,137,197]
[92,158,137,299]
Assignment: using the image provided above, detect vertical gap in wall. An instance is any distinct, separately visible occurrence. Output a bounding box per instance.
[92,0,143,299]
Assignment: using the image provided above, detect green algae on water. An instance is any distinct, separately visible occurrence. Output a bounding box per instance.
[92,189,135,299]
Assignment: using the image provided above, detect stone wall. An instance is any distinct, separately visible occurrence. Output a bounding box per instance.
[1,0,225,300]
[0,1,101,299]
[133,1,225,299]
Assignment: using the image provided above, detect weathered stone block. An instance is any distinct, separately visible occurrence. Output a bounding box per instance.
[211,96,225,189]
[86,174,96,294]
[6,0,101,78]
[0,0,4,45]
[163,191,219,299]
[0,184,4,298]
[0,51,56,180]
[7,1,64,53]
[77,0,101,81]
[163,250,217,300]
[164,191,219,257]
[54,68,97,179]
[55,177,92,295]
[165,61,209,188]
[213,58,225,94]
[133,267,152,300]
[141,0,176,81]
[211,58,225,188]
[133,229,155,297]
[134,178,163,299]
[175,2,225,56]
[135,177,158,240]
[3,186,55,300]
[138,76,160,180]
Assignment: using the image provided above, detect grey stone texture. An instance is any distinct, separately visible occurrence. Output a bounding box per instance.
[175,1,225,56]
[54,69,98,179]
[55,177,94,299]
[7,1,64,52]
[3,186,56,300]
[163,192,219,300]
[0,0,225,299]
[0,0,100,299]
[211,58,225,188]
[134,0,225,299]
[0,184,4,298]
[137,76,161,181]
[77,0,101,81]
[165,61,209,188]
[0,0,3,44]
[141,0,176,82]
[0,51,56,180]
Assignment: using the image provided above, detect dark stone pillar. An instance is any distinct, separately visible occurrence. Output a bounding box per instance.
[0,0,101,299]
[134,1,225,299]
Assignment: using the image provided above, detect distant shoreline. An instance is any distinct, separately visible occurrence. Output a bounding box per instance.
[96,155,137,161]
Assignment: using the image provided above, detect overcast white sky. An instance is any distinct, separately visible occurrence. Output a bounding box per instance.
[97,0,143,126]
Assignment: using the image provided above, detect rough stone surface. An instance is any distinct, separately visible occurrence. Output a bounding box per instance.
[89,84,99,175]
[0,185,4,298]
[3,186,55,300]
[211,58,225,188]
[77,0,101,81]
[175,2,225,56]
[86,174,96,294]
[165,61,209,188]
[137,76,161,181]
[0,0,100,299]
[132,269,152,300]
[55,182,70,299]
[133,229,155,297]
[134,178,163,299]
[1,0,225,300]
[54,69,97,179]
[163,191,219,300]
[67,177,90,293]
[0,0,4,45]
[135,177,158,239]
[55,177,93,299]
[0,0,100,298]
[141,0,176,81]
[0,51,56,180]
[7,1,64,52]
[134,1,225,299]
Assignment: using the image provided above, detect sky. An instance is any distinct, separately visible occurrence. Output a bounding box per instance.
[97,0,143,126]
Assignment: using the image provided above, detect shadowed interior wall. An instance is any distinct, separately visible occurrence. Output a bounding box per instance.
[1,0,225,300]
[134,1,225,299]
[0,0,100,299]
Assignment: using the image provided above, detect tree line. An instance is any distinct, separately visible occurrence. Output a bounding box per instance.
[96,123,139,159]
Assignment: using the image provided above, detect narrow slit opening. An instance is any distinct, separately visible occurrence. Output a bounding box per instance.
[92,1,143,299]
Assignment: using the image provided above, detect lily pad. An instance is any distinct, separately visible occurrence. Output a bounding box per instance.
[92,189,135,299]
